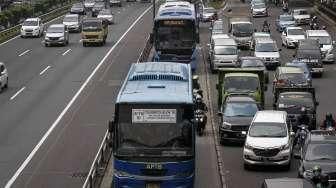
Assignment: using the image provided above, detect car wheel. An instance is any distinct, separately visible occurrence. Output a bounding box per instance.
[284,161,291,171]
[45,43,49,47]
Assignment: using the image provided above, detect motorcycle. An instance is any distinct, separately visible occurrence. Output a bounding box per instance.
[310,17,319,30]
[262,24,270,33]
[295,124,309,149]
[282,3,289,12]
[194,109,207,136]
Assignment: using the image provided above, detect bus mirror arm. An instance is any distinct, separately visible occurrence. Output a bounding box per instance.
[108,120,115,133]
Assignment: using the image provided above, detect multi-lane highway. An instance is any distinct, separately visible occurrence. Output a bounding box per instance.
[0,0,335,187]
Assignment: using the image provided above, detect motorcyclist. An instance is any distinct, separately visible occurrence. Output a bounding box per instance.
[321,113,336,130]
[311,165,323,185]
[282,0,289,12]
[297,107,310,126]
[310,16,319,30]
[262,20,270,32]
[195,94,208,112]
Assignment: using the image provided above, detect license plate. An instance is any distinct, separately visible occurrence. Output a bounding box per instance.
[262,157,269,161]
[146,183,160,188]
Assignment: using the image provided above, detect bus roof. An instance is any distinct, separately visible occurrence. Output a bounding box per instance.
[155,1,196,21]
[116,62,193,104]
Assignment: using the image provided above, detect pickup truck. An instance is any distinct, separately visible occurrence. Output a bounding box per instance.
[82,18,108,46]
[217,68,266,108]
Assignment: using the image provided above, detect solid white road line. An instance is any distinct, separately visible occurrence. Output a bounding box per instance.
[10,87,26,100]
[39,66,51,75]
[18,49,31,57]
[62,49,71,56]
[5,5,153,188]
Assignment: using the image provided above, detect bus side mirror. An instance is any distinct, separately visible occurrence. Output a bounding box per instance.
[149,33,154,44]
[108,120,115,133]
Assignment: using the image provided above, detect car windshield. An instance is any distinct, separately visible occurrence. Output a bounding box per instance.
[309,36,332,45]
[204,8,216,13]
[241,59,264,67]
[73,4,83,8]
[255,42,278,52]
[280,15,294,21]
[213,22,223,30]
[293,10,308,15]
[286,63,309,73]
[47,26,63,33]
[305,143,336,161]
[63,16,78,22]
[224,76,259,92]
[249,122,287,137]
[214,46,237,55]
[232,23,253,35]
[224,102,258,117]
[82,21,102,31]
[288,28,304,35]
[99,11,111,15]
[254,4,265,8]
[278,93,314,110]
[23,20,38,26]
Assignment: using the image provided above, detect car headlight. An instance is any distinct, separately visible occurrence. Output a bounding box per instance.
[244,143,254,150]
[303,170,313,179]
[114,169,131,177]
[59,37,64,40]
[280,143,290,150]
[222,122,231,129]
[45,37,49,40]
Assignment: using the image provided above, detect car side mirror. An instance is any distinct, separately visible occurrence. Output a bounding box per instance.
[293,54,296,58]
[333,41,336,45]
[290,131,295,137]
[279,48,282,51]
[227,8,232,12]
[217,111,223,116]
[315,101,319,106]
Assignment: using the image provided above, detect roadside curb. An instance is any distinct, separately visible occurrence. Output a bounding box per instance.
[201,46,227,188]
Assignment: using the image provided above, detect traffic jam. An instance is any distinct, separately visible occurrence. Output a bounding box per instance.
[0,0,336,187]
[202,0,336,187]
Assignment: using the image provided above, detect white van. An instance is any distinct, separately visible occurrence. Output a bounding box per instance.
[306,30,335,63]
[243,110,294,170]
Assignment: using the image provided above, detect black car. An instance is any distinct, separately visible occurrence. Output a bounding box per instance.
[274,88,318,130]
[218,95,260,144]
[296,130,336,185]
[70,3,85,15]
[262,178,314,188]
[92,2,105,17]
[294,39,323,77]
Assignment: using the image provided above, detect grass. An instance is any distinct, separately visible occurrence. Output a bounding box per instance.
[208,0,225,9]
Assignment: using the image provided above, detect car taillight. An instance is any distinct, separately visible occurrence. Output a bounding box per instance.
[82,34,86,39]
[276,79,286,86]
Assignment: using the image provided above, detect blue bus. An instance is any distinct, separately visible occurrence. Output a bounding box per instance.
[152,1,200,72]
[109,62,195,188]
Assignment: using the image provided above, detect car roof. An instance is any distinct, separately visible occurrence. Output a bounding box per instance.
[277,66,304,74]
[25,18,40,21]
[255,37,275,43]
[253,32,271,38]
[309,131,336,143]
[293,8,309,11]
[253,110,287,123]
[264,178,314,188]
[214,38,236,45]
[226,96,257,103]
[212,34,230,39]
[286,26,303,30]
[49,24,65,28]
[306,30,330,37]
[65,14,79,18]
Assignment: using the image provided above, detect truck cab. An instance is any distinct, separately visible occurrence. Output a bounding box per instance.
[217,68,266,107]
[81,18,108,46]
[228,17,253,49]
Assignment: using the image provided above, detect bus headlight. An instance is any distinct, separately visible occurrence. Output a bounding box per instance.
[114,169,131,177]
[222,122,231,129]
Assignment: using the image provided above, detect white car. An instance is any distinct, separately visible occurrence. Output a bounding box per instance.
[20,18,44,38]
[243,110,294,170]
[254,38,280,69]
[63,14,81,32]
[0,62,8,92]
[281,27,305,48]
[97,9,114,24]
[291,9,311,25]
[251,3,268,17]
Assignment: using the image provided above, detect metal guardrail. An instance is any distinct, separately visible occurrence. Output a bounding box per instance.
[137,34,153,63]
[0,3,74,44]
[82,130,112,188]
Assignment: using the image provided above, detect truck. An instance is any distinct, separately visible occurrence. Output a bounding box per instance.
[217,68,266,108]
[81,18,108,47]
[228,17,253,49]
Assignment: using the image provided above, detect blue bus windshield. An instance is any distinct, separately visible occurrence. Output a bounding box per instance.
[116,104,193,158]
[155,20,195,50]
